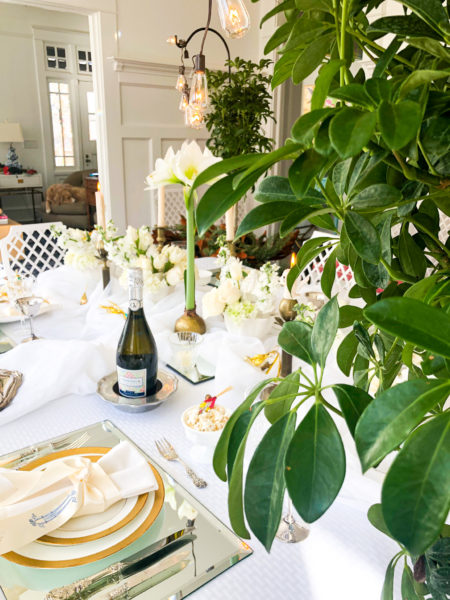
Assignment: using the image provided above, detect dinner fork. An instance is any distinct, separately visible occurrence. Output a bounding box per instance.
[155,438,207,488]
[0,430,90,469]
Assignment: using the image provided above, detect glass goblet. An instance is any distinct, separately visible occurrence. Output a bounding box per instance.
[276,497,310,543]
[15,296,45,342]
[169,332,204,381]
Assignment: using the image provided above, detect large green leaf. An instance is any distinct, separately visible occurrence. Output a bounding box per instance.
[191,154,262,192]
[260,0,295,27]
[382,413,450,556]
[235,202,299,238]
[406,37,450,62]
[398,228,427,279]
[329,84,373,109]
[421,116,450,164]
[355,379,450,471]
[398,70,450,100]
[213,379,273,481]
[286,403,346,522]
[295,0,332,9]
[321,248,337,298]
[311,60,345,111]
[244,412,296,550]
[264,20,294,55]
[365,78,392,104]
[227,402,266,537]
[332,158,353,197]
[378,100,422,151]
[330,109,377,159]
[332,384,373,437]
[278,321,315,365]
[401,564,421,600]
[345,211,381,264]
[264,372,300,425]
[367,504,395,540]
[291,108,336,145]
[381,556,397,600]
[280,205,333,238]
[311,296,339,365]
[368,15,440,39]
[394,0,450,38]
[272,49,298,89]
[196,169,264,236]
[289,150,328,197]
[351,184,402,211]
[364,298,450,359]
[253,176,296,203]
[337,330,359,376]
[292,34,334,85]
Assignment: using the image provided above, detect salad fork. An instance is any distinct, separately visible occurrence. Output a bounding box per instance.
[155,438,207,488]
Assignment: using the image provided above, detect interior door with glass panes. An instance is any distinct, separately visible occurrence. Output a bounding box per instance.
[78,80,97,172]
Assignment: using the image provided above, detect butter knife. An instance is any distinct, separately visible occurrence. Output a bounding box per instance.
[92,549,191,600]
[46,528,195,600]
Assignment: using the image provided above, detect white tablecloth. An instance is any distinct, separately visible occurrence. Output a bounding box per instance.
[0,263,400,600]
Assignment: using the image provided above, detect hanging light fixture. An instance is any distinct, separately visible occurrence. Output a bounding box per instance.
[175,66,187,92]
[216,0,250,39]
[179,85,190,111]
[189,54,209,110]
[167,0,248,128]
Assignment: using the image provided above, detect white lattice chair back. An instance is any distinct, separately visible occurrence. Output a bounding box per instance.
[297,231,355,295]
[0,222,66,278]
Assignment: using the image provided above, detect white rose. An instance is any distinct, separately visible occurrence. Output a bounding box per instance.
[168,245,186,266]
[144,272,164,292]
[202,288,226,319]
[166,265,184,286]
[138,227,152,250]
[125,226,138,244]
[218,279,241,305]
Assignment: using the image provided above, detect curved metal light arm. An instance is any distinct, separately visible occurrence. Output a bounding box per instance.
[176,28,232,80]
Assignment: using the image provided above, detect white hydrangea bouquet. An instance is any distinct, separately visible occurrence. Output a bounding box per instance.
[104,225,187,296]
[202,248,282,337]
[51,223,103,270]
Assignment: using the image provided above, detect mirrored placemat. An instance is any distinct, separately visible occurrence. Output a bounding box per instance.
[0,420,252,600]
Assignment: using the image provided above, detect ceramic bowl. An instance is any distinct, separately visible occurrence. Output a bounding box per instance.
[181,405,230,450]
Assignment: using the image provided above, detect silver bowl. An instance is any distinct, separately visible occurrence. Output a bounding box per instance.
[97,369,178,413]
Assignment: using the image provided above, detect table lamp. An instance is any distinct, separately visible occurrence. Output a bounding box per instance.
[0,122,24,169]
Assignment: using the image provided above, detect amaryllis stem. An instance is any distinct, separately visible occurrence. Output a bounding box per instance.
[184,187,196,311]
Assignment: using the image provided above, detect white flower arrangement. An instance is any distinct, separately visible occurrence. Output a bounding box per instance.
[104,225,187,294]
[51,223,102,271]
[202,251,282,323]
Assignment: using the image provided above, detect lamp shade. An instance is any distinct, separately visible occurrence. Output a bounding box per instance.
[0,122,24,143]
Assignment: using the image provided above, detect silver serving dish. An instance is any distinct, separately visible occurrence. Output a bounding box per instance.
[97,369,178,413]
[0,369,23,411]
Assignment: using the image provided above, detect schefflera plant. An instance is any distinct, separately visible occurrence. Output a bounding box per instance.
[187,0,450,594]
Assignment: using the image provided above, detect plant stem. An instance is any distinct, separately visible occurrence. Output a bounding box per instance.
[315,177,344,220]
[332,0,343,85]
[392,150,449,189]
[340,0,350,85]
[184,187,196,311]
[409,217,450,257]
[418,139,440,177]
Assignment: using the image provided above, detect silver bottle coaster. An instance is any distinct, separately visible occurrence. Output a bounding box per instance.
[97,369,178,413]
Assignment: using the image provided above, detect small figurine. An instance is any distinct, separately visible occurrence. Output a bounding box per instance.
[198,386,232,414]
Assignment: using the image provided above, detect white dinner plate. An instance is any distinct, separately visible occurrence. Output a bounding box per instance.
[2,447,165,568]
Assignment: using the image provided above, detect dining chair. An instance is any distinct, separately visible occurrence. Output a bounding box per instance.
[0,222,66,278]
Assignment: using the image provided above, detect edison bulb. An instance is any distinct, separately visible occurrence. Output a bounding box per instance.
[175,71,186,92]
[216,0,250,39]
[185,105,205,129]
[189,70,209,110]
[179,91,189,112]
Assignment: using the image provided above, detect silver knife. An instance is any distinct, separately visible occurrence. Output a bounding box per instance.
[92,549,191,600]
[45,528,195,600]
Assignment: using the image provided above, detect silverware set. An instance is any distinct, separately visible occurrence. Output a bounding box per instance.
[155,437,207,488]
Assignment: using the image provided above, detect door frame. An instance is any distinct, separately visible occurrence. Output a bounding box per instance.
[3,0,127,229]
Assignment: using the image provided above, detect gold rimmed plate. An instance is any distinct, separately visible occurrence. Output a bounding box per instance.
[2,447,165,568]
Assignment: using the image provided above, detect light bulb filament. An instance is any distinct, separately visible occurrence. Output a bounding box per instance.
[229,8,240,25]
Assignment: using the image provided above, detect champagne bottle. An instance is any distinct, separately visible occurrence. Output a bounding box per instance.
[116,267,158,398]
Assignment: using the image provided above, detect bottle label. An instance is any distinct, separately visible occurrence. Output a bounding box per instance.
[117,366,147,398]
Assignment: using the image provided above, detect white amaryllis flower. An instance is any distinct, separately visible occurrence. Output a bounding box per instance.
[145,147,178,188]
[146,141,221,190]
[172,141,221,187]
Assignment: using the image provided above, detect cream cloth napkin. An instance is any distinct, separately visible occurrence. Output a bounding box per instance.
[0,441,158,554]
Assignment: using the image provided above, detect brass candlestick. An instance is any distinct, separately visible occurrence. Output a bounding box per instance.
[279,298,297,377]
[96,239,110,290]
[156,226,166,251]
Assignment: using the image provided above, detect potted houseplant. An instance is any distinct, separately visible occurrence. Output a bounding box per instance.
[189,0,450,596]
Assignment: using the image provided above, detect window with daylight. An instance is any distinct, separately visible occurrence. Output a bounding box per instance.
[77,49,93,73]
[46,45,68,70]
[48,82,75,167]
[86,91,97,141]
